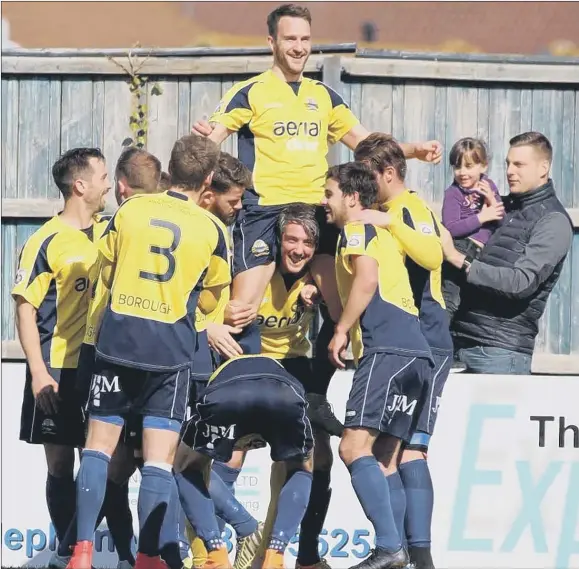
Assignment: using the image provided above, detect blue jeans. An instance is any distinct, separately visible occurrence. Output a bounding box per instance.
[456,345,532,375]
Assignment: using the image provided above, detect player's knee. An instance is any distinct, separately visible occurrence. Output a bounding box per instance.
[339,428,374,466]
[400,447,428,463]
[85,415,124,455]
[373,434,402,472]
[44,443,75,477]
[142,416,181,464]
[402,431,430,461]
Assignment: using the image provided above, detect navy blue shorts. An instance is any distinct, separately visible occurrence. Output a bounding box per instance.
[20,365,86,447]
[232,196,339,276]
[181,356,313,462]
[344,352,432,442]
[87,357,190,423]
[408,351,452,449]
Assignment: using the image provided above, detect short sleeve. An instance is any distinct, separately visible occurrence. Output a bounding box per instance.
[210,81,257,133]
[322,84,360,144]
[203,223,232,289]
[98,212,119,263]
[11,233,57,309]
[340,224,380,267]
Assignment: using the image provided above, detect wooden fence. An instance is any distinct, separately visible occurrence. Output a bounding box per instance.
[2,46,578,374]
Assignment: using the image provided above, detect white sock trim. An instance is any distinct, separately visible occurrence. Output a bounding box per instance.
[143,461,172,473]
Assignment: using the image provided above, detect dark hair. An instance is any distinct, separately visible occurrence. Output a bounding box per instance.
[509,131,553,162]
[267,3,311,37]
[115,147,162,194]
[52,147,105,199]
[278,203,319,245]
[449,137,489,169]
[353,133,407,180]
[169,134,220,192]
[158,172,171,191]
[326,162,378,208]
[211,152,252,194]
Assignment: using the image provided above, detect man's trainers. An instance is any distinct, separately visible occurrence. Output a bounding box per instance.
[261,549,285,569]
[203,547,232,569]
[306,393,344,437]
[233,522,265,569]
[296,560,332,569]
[348,547,409,569]
[66,541,94,569]
[49,552,71,569]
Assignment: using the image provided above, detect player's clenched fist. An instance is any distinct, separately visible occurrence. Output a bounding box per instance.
[191,119,214,137]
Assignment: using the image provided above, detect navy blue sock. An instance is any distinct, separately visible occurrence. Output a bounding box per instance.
[46,473,77,543]
[348,456,401,553]
[399,459,434,547]
[387,471,407,547]
[174,469,223,551]
[76,450,110,542]
[297,470,331,565]
[210,469,258,538]
[211,462,241,535]
[269,470,313,552]
[58,499,107,556]
[103,480,135,564]
[159,477,184,569]
[137,465,174,556]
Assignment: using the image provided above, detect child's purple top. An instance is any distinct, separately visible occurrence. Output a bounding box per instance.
[441,175,502,245]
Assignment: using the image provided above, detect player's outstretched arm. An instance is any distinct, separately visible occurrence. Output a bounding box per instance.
[191,119,233,146]
[15,297,59,413]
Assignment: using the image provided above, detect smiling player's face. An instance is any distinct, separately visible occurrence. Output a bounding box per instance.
[269,16,312,79]
[280,222,315,274]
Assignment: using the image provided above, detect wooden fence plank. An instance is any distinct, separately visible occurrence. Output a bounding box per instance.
[1,225,17,341]
[432,85,449,203]
[177,79,191,140]
[2,78,19,198]
[46,79,63,199]
[61,78,94,152]
[146,79,179,170]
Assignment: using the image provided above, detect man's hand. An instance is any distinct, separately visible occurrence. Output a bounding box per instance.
[32,370,60,415]
[224,300,257,328]
[415,140,443,165]
[328,329,349,370]
[475,179,497,205]
[352,209,392,228]
[191,119,214,137]
[300,284,320,307]
[206,322,243,359]
[478,201,505,224]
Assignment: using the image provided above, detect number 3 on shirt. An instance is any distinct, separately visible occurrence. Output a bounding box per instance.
[139,219,181,283]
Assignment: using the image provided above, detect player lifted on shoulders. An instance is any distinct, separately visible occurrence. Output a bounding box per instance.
[354,135,453,569]
[322,163,433,569]
[12,148,111,567]
[192,3,443,433]
[67,135,231,569]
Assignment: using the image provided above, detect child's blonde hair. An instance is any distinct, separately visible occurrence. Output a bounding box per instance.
[449,138,489,168]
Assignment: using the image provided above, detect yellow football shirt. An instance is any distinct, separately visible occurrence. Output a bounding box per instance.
[381,190,453,352]
[210,69,359,206]
[95,191,231,371]
[12,214,109,368]
[257,269,315,359]
[335,222,432,363]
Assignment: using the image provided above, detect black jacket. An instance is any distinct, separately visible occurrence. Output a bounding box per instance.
[452,180,573,355]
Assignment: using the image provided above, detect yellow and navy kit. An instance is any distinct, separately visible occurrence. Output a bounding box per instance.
[335,222,432,363]
[380,190,453,353]
[12,214,109,369]
[257,269,315,359]
[95,191,231,372]
[211,69,359,206]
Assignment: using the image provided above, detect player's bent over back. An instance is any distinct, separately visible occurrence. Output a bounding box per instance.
[178,353,314,569]
[67,135,231,569]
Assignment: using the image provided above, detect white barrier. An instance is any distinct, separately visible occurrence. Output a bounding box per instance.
[1,362,578,568]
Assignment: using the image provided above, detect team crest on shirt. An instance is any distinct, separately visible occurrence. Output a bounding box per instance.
[14,269,26,286]
[348,234,363,248]
[251,239,270,257]
[418,223,434,235]
[305,98,318,111]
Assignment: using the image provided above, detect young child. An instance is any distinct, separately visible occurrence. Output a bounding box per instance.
[441,137,504,319]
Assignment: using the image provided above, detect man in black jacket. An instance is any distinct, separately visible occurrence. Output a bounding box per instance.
[441,131,573,375]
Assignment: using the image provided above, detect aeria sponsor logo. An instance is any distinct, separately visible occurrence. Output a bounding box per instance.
[273,120,321,137]
[257,302,306,328]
